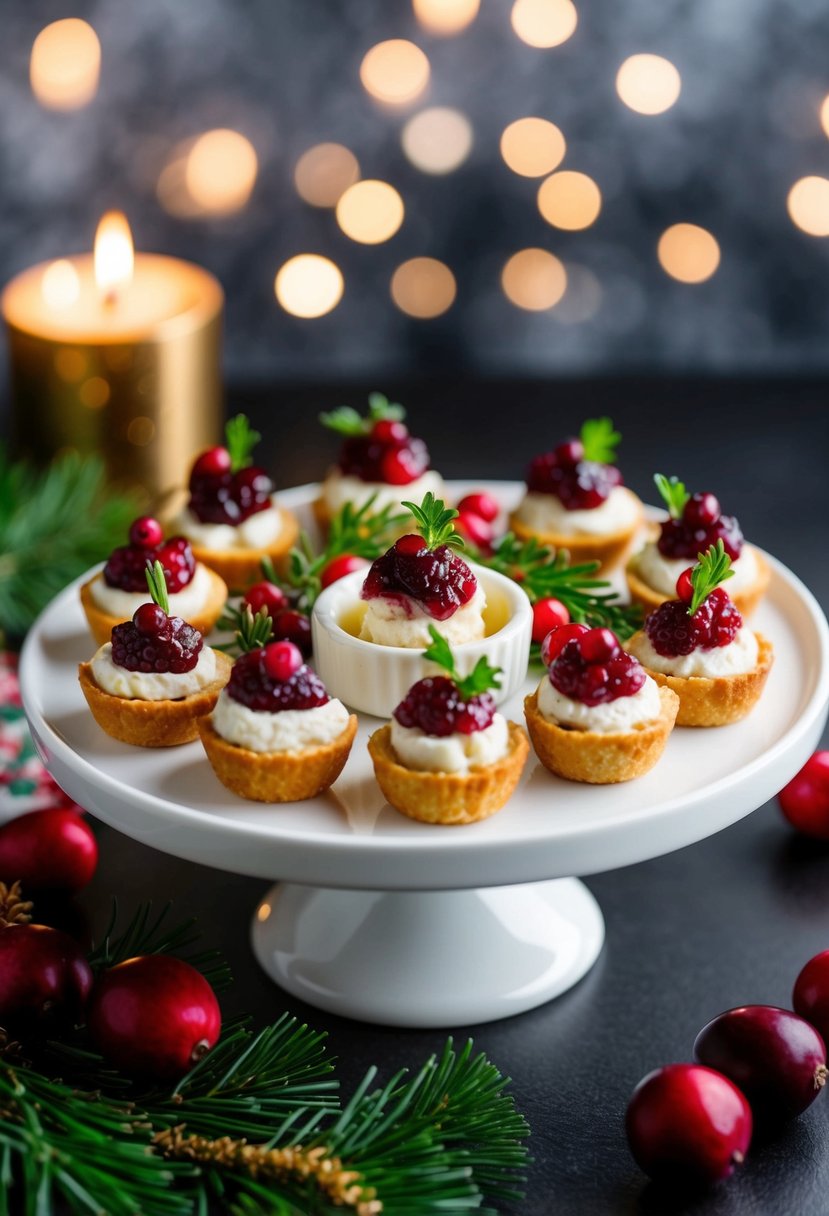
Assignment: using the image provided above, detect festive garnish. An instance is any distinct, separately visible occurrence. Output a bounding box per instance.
[320,391,405,436]
[654,473,690,520]
[224,414,262,472]
[402,491,465,551]
[423,624,502,700]
[688,540,734,615]
[580,416,621,464]
[146,559,171,614]
[229,604,275,654]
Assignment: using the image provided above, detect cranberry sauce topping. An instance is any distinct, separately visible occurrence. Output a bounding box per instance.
[394,676,496,737]
[226,647,330,713]
[188,451,274,527]
[104,531,196,594]
[111,603,203,675]
[361,534,478,621]
[645,587,742,658]
[658,492,743,562]
[546,626,646,707]
[338,419,430,486]
[525,438,622,511]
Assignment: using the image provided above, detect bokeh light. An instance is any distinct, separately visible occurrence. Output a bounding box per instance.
[657,224,721,282]
[402,108,473,174]
[501,249,567,310]
[391,258,457,318]
[336,180,405,244]
[412,0,480,35]
[615,54,681,115]
[500,117,566,178]
[30,19,101,110]
[510,0,578,49]
[787,177,829,236]
[360,40,430,106]
[185,130,258,215]
[537,171,601,230]
[41,260,80,310]
[294,143,360,207]
[274,255,344,318]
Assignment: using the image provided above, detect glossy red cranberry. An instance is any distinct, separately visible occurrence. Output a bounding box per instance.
[778,751,829,839]
[705,587,742,647]
[361,537,478,621]
[525,444,622,511]
[0,924,93,1025]
[244,580,288,618]
[793,949,829,1042]
[644,591,742,658]
[233,465,273,515]
[532,597,570,644]
[0,808,97,894]
[540,621,588,665]
[128,516,164,549]
[338,429,429,485]
[455,511,493,549]
[395,533,425,556]
[577,627,620,664]
[457,492,499,523]
[263,640,303,681]
[394,676,496,736]
[104,535,196,594]
[554,438,584,465]
[192,446,231,477]
[694,1006,827,1123]
[381,447,423,485]
[320,554,370,588]
[550,637,645,706]
[658,496,743,562]
[676,568,694,604]
[134,603,168,636]
[372,419,408,443]
[227,646,328,712]
[111,610,203,674]
[685,492,721,528]
[271,609,312,658]
[87,955,221,1081]
[626,1064,752,1185]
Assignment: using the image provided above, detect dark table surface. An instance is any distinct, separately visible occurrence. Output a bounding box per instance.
[39,380,829,1214]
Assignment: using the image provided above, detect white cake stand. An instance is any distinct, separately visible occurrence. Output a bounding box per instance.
[19,482,829,1028]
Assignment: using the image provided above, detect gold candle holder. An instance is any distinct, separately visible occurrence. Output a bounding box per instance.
[2,213,223,505]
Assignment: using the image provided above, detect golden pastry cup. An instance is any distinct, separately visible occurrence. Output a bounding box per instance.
[78,650,232,748]
[79,566,228,647]
[189,507,300,592]
[367,721,529,826]
[198,713,358,803]
[508,494,643,572]
[627,631,774,727]
[625,546,770,619]
[524,685,679,784]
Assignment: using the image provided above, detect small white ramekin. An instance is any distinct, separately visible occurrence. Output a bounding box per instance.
[311,564,532,719]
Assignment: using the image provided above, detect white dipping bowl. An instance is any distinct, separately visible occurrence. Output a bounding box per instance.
[311,564,532,719]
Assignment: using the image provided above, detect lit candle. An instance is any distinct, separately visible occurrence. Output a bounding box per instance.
[2,212,223,501]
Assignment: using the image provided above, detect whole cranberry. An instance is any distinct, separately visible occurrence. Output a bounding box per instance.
[684,492,721,528]
[381,448,422,485]
[676,568,695,604]
[455,511,493,549]
[244,581,288,618]
[372,419,408,443]
[0,808,98,895]
[532,597,570,644]
[778,751,829,839]
[554,438,583,465]
[794,950,829,1043]
[457,492,499,523]
[128,516,164,549]
[540,622,589,666]
[625,1063,752,1185]
[0,924,93,1026]
[272,609,312,658]
[577,627,620,664]
[320,554,369,588]
[134,603,168,636]
[264,641,304,682]
[192,446,231,477]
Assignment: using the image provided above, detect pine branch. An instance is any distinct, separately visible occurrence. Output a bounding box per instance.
[688,540,734,614]
[423,626,502,700]
[402,493,464,551]
[580,417,620,464]
[226,416,262,472]
[88,901,233,992]
[653,473,689,519]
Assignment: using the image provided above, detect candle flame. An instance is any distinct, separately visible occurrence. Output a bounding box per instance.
[94,211,134,301]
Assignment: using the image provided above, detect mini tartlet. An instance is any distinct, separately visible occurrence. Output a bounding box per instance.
[170,414,299,591]
[368,629,528,825]
[199,612,356,803]
[314,393,445,534]
[626,474,769,617]
[626,542,774,727]
[509,417,643,571]
[524,622,678,784]
[79,562,231,748]
[80,515,227,647]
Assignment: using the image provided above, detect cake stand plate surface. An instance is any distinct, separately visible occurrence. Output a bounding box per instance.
[20,482,829,1027]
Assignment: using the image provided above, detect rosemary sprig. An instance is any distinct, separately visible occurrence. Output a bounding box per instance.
[580,417,621,464]
[146,560,171,614]
[225,415,262,472]
[688,540,734,615]
[423,625,502,700]
[653,473,689,519]
[320,391,405,436]
[403,492,464,551]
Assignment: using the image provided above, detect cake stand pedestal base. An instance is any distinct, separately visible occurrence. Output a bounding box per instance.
[251,877,605,1028]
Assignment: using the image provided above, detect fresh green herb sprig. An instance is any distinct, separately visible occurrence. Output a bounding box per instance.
[688,539,734,615]
[319,391,404,436]
[403,491,464,551]
[145,560,170,614]
[423,624,502,700]
[225,414,262,472]
[654,473,690,519]
[580,416,621,464]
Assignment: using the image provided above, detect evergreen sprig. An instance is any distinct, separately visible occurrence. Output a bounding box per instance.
[688,540,734,615]
[580,417,621,464]
[146,560,171,614]
[654,473,689,519]
[403,492,464,551]
[423,625,502,701]
[88,900,233,992]
[320,392,405,436]
[225,415,262,472]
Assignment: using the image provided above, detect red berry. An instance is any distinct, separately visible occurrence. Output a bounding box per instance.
[540,622,589,665]
[380,447,422,485]
[263,640,303,682]
[271,609,312,658]
[363,539,478,621]
[372,419,408,443]
[87,955,221,1081]
[577,627,620,664]
[532,598,570,644]
[694,1006,827,1123]
[227,647,329,712]
[684,492,721,528]
[550,637,645,706]
[395,534,425,556]
[0,924,93,1025]
[553,438,584,465]
[0,809,97,895]
[625,1063,752,1185]
[244,580,288,618]
[455,511,493,549]
[778,751,829,839]
[113,613,203,675]
[794,950,829,1043]
[192,446,231,477]
[134,603,168,636]
[320,554,370,589]
[394,676,496,737]
[457,493,499,523]
[128,516,164,549]
[676,568,695,604]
